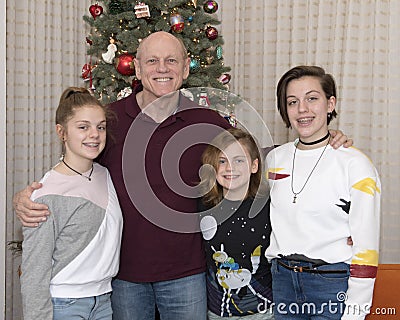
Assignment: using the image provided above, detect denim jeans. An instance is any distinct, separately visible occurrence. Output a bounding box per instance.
[52,292,112,320]
[271,259,349,320]
[111,272,207,320]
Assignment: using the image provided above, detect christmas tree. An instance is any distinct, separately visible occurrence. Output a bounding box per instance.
[83,0,231,104]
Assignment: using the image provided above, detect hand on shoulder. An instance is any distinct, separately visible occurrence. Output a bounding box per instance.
[13,182,49,227]
[329,129,353,149]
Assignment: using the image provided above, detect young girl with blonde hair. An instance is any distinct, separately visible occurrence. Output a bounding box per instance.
[199,127,274,319]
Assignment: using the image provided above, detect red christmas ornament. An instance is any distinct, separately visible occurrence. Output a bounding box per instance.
[82,63,92,80]
[170,13,185,33]
[86,37,93,45]
[205,26,218,40]
[218,73,231,85]
[203,1,218,14]
[132,78,141,89]
[82,60,96,88]
[89,3,103,20]
[115,53,135,76]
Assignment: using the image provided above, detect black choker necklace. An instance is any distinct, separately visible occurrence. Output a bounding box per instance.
[62,159,93,181]
[299,132,330,146]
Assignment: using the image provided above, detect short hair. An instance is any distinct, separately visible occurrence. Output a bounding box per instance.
[276,65,338,128]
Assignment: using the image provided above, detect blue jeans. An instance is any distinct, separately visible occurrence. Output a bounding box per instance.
[52,292,112,320]
[271,259,349,320]
[111,272,207,320]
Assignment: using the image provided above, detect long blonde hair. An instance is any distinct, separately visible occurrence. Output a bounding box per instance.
[200,127,265,206]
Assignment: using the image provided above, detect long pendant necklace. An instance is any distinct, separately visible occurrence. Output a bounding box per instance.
[291,138,329,203]
[62,159,94,181]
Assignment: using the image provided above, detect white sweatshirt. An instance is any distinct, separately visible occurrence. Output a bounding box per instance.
[266,143,381,319]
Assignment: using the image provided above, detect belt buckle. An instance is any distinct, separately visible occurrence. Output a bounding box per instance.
[293,265,303,273]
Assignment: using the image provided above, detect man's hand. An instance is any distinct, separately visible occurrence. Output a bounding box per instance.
[329,129,353,149]
[347,236,353,246]
[13,182,49,227]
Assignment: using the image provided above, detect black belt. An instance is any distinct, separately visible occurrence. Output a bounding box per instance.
[277,259,348,274]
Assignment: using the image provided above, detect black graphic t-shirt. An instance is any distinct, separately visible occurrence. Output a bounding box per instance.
[198,197,273,317]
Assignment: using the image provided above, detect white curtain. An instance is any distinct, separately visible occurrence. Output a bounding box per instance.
[5,1,91,318]
[220,0,400,263]
[5,0,400,318]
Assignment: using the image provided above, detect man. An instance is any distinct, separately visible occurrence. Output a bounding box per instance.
[13,32,351,319]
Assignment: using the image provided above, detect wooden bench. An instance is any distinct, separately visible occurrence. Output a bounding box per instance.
[365,264,400,319]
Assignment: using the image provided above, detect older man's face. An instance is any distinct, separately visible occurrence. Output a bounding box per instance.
[134,33,190,107]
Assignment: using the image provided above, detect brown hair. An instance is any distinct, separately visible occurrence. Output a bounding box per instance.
[276,65,337,128]
[200,127,265,206]
[56,87,116,142]
[57,87,103,124]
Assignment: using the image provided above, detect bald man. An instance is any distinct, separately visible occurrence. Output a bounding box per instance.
[15,31,230,320]
[14,31,352,320]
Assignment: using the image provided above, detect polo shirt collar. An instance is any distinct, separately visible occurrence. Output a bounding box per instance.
[129,85,195,124]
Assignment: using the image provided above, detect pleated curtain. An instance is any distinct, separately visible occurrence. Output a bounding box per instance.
[3,0,400,318]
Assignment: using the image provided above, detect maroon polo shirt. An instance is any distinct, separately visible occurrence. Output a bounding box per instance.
[98,85,231,282]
